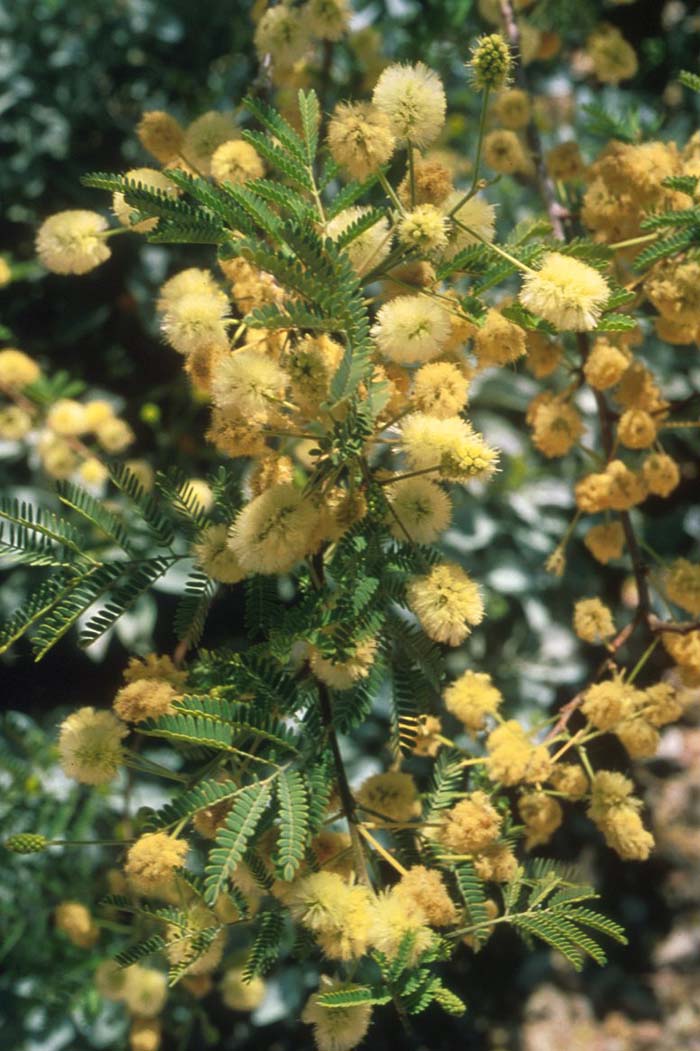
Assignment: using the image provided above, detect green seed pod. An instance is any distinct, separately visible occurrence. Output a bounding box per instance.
[469,34,513,92]
[5,832,48,854]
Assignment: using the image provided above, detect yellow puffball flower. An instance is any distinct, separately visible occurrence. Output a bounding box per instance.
[228,483,323,575]
[58,707,127,785]
[617,409,657,450]
[287,871,373,960]
[440,192,497,259]
[385,475,452,544]
[519,791,563,850]
[398,204,450,252]
[112,168,179,232]
[407,562,484,646]
[573,597,616,644]
[182,111,239,176]
[55,902,99,948]
[192,523,246,584]
[666,559,700,617]
[444,669,503,733]
[0,405,33,440]
[583,338,629,390]
[369,887,434,963]
[96,416,135,453]
[125,832,188,896]
[483,129,529,175]
[641,452,680,498]
[371,295,451,365]
[326,206,392,276]
[327,102,395,181]
[306,0,351,40]
[372,62,447,148]
[157,267,226,314]
[356,770,420,822]
[46,398,89,437]
[545,141,586,181]
[220,966,266,1011]
[36,210,111,275]
[211,141,265,185]
[486,720,552,786]
[584,521,625,564]
[113,679,178,724]
[581,676,637,730]
[494,88,530,129]
[136,110,184,165]
[78,457,109,487]
[587,24,638,85]
[302,976,372,1051]
[473,309,526,367]
[161,291,230,356]
[519,252,610,331]
[531,398,584,458]
[309,638,378,691]
[395,865,457,926]
[0,348,41,390]
[123,966,168,1018]
[212,349,289,419]
[412,361,469,418]
[254,5,310,70]
[439,791,503,853]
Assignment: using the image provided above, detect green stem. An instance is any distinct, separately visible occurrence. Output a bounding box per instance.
[453,218,536,273]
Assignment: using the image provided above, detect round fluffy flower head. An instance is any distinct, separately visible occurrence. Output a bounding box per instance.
[412,361,469,418]
[386,476,451,544]
[439,791,503,854]
[486,720,552,786]
[113,169,178,232]
[326,206,392,276]
[545,141,586,182]
[598,805,654,861]
[531,398,584,458]
[444,670,503,733]
[642,452,680,498]
[483,130,529,175]
[525,333,562,378]
[666,559,700,617]
[587,24,638,85]
[616,717,659,759]
[220,966,266,1012]
[36,210,111,275]
[156,267,226,314]
[0,406,32,440]
[327,101,395,181]
[397,865,457,926]
[519,253,610,331]
[407,562,484,647]
[211,140,264,185]
[58,707,127,785]
[494,88,531,129]
[113,679,178,724]
[125,833,188,896]
[618,409,657,450]
[519,791,563,850]
[124,653,188,689]
[306,0,350,40]
[370,887,434,963]
[584,522,625,565]
[473,844,518,883]
[474,309,526,367]
[371,295,450,365]
[212,349,288,419]
[469,33,513,91]
[287,871,373,960]
[310,638,378,691]
[0,348,41,390]
[286,334,344,412]
[192,523,246,584]
[55,902,99,948]
[662,629,700,681]
[548,762,588,800]
[182,111,238,176]
[588,770,635,819]
[643,682,683,728]
[573,597,615,644]
[583,338,629,390]
[161,292,230,356]
[356,770,419,822]
[129,1019,161,1051]
[96,416,134,454]
[441,192,497,263]
[165,904,226,975]
[372,62,446,148]
[401,413,499,484]
[254,5,310,69]
[605,459,647,511]
[228,483,323,575]
[46,398,89,437]
[302,976,372,1051]
[398,205,450,252]
[95,959,128,1001]
[581,675,637,730]
[123,966,168,1018]
[136,110,184,164]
